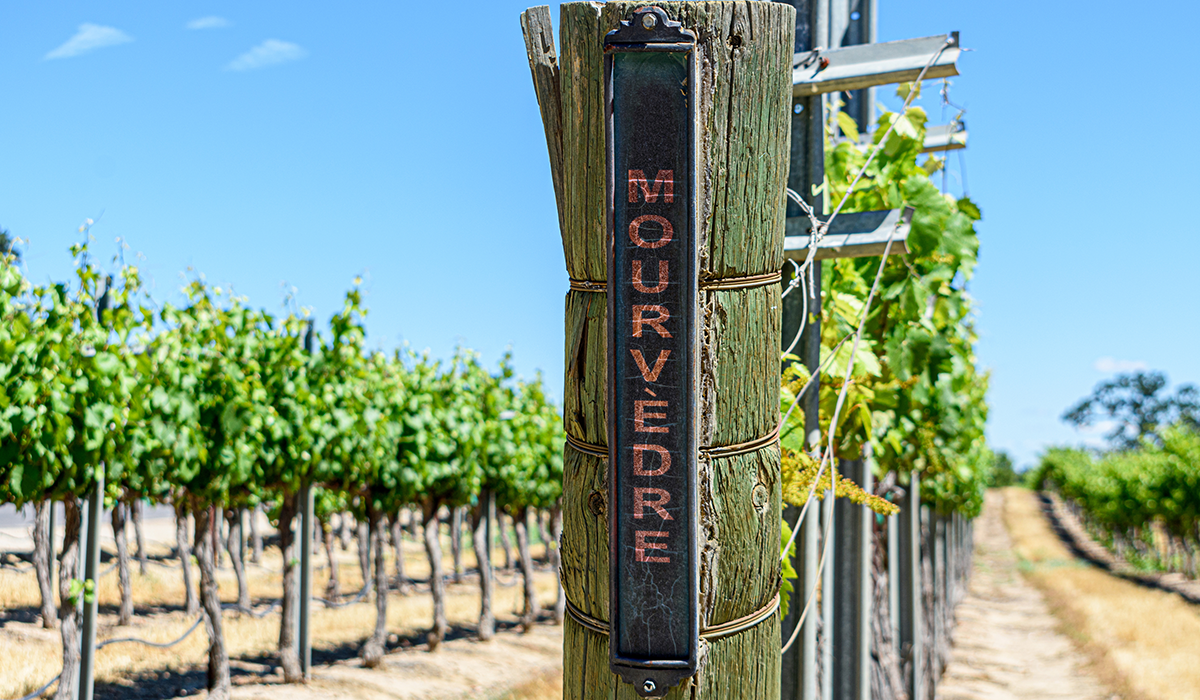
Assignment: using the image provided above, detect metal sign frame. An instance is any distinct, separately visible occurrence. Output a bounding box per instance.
[604,6,700,697]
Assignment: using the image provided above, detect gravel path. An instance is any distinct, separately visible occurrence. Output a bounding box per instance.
[935,490,1112,700]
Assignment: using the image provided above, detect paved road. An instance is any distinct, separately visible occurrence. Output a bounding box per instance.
[935,490,1112,700]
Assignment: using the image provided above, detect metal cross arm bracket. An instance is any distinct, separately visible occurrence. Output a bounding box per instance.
[785,207,915,261]
[792,33,961,96]
[922,122,967,153]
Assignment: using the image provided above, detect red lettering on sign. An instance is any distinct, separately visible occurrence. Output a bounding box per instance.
[628,170,674,203]
[630,349,671,383]
[634,400,669,433]
[635,530,671,563]
[632,260,669,293]
[631,305,671,338]
[633,444,671,476]
[634,488,673,520]
[629,215,674,249]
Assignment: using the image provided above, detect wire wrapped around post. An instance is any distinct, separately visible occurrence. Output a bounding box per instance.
[522,2,793,697]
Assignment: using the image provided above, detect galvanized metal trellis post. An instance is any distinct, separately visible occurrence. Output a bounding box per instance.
[49,501,57,590]
[298,321,315,679]
[777,2,827,700]
[298,483,313,678]
[78,280,111,700]
[77,468,104,700]
[831,454,871,700]
[487,490,495,576]
[820,492,834,700]
[899,471,922,700]
[856,451,874,700]
[935,510,946,676]
[779,4,963,696]
[888,507,900,641]
[839,0,878,133]
[826,3,877,696]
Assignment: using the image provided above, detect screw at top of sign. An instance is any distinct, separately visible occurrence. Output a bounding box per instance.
[643,679,657,693]
[642,13,657,29]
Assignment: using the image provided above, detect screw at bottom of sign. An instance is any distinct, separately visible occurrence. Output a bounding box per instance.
[643,680,656,694]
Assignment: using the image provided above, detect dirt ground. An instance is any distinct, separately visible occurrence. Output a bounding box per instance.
[8,489,1200,700]
[0,508,563,700]
[229,625,563,700]
[1004,488,1200,700]
[939,488,1200,700]
[935,489,1111,700]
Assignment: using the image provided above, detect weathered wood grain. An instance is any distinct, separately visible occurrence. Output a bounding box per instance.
[546,2,794,698]
[563,290,606,448]
[519,6,567,245]
[559,2,607,284]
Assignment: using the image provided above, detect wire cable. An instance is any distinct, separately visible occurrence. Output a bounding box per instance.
[780,502,835,654]
[823,36,954,231]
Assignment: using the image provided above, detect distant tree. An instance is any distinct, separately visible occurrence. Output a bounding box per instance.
[988,450,1018,487]
[0,228,18,262]
[1062,371,1199,450]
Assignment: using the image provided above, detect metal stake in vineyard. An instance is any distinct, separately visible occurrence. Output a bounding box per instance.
[523,2,793,697]
[78,278,111,700]
[298,320,315,679]
[772,2,963,699]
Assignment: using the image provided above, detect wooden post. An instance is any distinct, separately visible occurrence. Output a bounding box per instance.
[523,2,793,697]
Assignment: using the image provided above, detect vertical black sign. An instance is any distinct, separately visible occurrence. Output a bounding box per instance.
[605,7,698,698]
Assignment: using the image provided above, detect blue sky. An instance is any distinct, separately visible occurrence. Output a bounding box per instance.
[2,1,1196,469]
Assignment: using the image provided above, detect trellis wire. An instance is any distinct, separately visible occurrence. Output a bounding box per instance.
[781,187,826,359]
[781,492,835,654]
[314,584,371,608]
[823,37,954,228]
[779,220,901,563]
[10,616,205,700]
[781,36,951,364]
[778,221,900,658]
[14,673,59,700]
[779,330,854,436]
[781,258,806,358]
[776,33,955,603]
[96,615,205,650]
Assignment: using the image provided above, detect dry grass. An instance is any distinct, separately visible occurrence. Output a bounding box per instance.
[0,528,556,700]
[494,669,563,700]
[1004,487,1200,700]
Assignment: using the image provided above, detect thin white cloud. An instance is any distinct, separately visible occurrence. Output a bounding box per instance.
[1076,419,1118,436]
[1093,356,1147,374]
[1075,419,1118,448]
[226,39,306,72]
[187,16,230,30]
[45,23,133,60]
